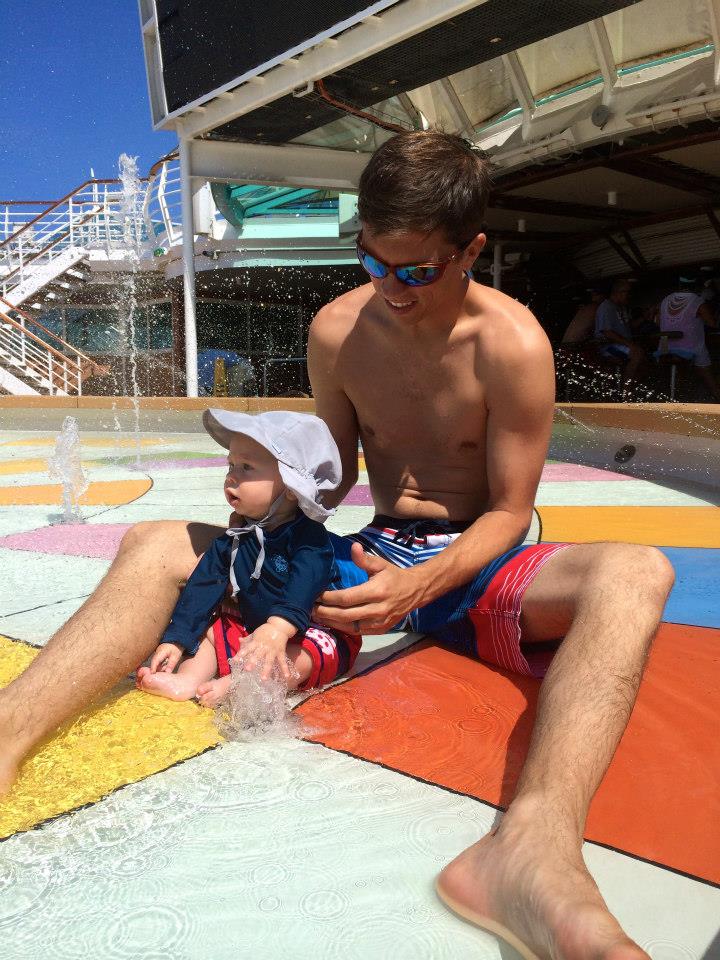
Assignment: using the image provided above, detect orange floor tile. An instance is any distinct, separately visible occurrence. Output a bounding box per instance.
[298,623,720,885]
[0,478,151,506]
[539,505,720,548]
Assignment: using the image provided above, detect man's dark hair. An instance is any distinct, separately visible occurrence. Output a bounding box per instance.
[357,131,491,248]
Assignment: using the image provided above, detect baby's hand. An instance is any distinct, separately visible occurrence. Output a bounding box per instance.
[149,642,183,673]
[239,618,296,681]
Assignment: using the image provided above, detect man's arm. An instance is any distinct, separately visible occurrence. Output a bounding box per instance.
[313,316,556,633]
[307,305,359,507]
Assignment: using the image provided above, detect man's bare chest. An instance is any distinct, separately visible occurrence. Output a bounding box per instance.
[344,347,487,456]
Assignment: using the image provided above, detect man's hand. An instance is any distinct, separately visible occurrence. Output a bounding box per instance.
[313,542,426,634]
[148,642,183,673]
[238,617,297,681]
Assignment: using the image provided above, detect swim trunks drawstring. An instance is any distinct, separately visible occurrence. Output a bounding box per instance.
[391,518,455,546]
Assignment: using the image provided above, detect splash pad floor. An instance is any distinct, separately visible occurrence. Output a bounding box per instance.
[0,420,718,959]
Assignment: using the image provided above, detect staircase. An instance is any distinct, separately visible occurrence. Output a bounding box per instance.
[0,154,191,396]
[0,297,105,396]
[0,175,155,395]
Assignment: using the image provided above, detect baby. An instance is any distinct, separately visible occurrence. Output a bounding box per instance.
[136,409,361,707]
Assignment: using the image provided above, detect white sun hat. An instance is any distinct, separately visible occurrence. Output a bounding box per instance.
[203,409,341,523]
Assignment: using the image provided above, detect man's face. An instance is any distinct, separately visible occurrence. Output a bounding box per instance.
[615,284,631,305]
[359,225,485,325]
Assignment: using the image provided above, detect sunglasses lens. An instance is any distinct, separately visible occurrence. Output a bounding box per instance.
[357,248,387,279]
[396,265,442,286]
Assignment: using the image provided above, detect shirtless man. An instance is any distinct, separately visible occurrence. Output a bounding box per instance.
[0,132,673,960]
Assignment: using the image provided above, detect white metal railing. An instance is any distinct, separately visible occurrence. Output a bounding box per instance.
[1,179,123,298]
[0,153,185,394]
[0,153,184,301]
[0,307,85,395]
[143,152,182,248]
[1,200,59,243]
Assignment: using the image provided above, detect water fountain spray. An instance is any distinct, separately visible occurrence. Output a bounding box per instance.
[48,416,89,523]
[117,153,144,467]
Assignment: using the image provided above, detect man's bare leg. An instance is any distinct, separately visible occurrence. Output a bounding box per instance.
[437,542,674,960]
[0,519,223,794]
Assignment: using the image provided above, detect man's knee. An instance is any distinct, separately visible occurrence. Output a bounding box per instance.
[119,520,181,554]
[586,542,674,601]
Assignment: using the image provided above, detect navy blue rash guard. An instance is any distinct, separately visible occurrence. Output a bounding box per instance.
[162,512,341,655]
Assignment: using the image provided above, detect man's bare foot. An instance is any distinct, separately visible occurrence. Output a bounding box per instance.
[136,666,199,702]
[196,676,232,708]
[436,804,647,960]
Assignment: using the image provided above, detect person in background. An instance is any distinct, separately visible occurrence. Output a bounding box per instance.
[560,287,604,344]
[594,279,647,380]
[657,276,720,401]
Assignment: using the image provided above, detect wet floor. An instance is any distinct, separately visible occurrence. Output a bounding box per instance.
[0,420,718,959]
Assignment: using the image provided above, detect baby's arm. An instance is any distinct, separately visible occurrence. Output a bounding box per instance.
[238,617,298,681]
[161,535,233,656]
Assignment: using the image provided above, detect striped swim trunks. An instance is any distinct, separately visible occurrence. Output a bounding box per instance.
[329,516,571,678]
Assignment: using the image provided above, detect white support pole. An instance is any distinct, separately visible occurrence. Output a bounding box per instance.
[493,242,503,291]
[178,135,199,397]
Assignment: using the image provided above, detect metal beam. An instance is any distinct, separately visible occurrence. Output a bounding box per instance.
[397,92,426,129]
[586,18,617,101]
[604,233,642,273]
[489,194,650,222]
[189,139,369,191]
[176,0,490,139]
[603,156,720,200]
[494,128,720,195]
[502,51,534,134]
[438,77,476,140]
[619,229,647,271]
[706,206,720,241]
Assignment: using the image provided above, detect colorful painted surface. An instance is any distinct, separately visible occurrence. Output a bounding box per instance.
[0,425,717,959]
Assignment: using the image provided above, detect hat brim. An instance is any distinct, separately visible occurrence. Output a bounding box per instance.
[204,409,334,523]
[203,409,269,452]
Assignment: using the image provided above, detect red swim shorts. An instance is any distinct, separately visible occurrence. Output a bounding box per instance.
[211,613,362,691]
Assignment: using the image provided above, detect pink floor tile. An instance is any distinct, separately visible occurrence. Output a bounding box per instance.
[0,523,132,560]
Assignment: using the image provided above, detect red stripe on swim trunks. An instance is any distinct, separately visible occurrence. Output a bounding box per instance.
[472,544,570,675]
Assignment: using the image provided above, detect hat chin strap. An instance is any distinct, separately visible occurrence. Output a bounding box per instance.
[226,491,289,594]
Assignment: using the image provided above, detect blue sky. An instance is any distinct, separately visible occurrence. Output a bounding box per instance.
[0,2,176,200]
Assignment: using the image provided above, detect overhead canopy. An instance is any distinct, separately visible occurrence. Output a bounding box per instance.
[139,0,720,274]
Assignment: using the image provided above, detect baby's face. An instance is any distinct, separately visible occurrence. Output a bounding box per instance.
[225,435,288,521]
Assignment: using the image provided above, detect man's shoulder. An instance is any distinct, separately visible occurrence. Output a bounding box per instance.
[310,284,375,340]
[468,283,550,357]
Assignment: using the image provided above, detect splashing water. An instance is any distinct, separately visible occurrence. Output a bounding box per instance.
[214,657,304,742]
[117,153,144,466]
[48,416,89,523]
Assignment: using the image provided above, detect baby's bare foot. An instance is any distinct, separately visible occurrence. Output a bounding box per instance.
[136,668,199,702]
[196,676,232,708]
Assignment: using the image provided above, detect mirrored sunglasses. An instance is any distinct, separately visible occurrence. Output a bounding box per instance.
[355,237,467,287]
